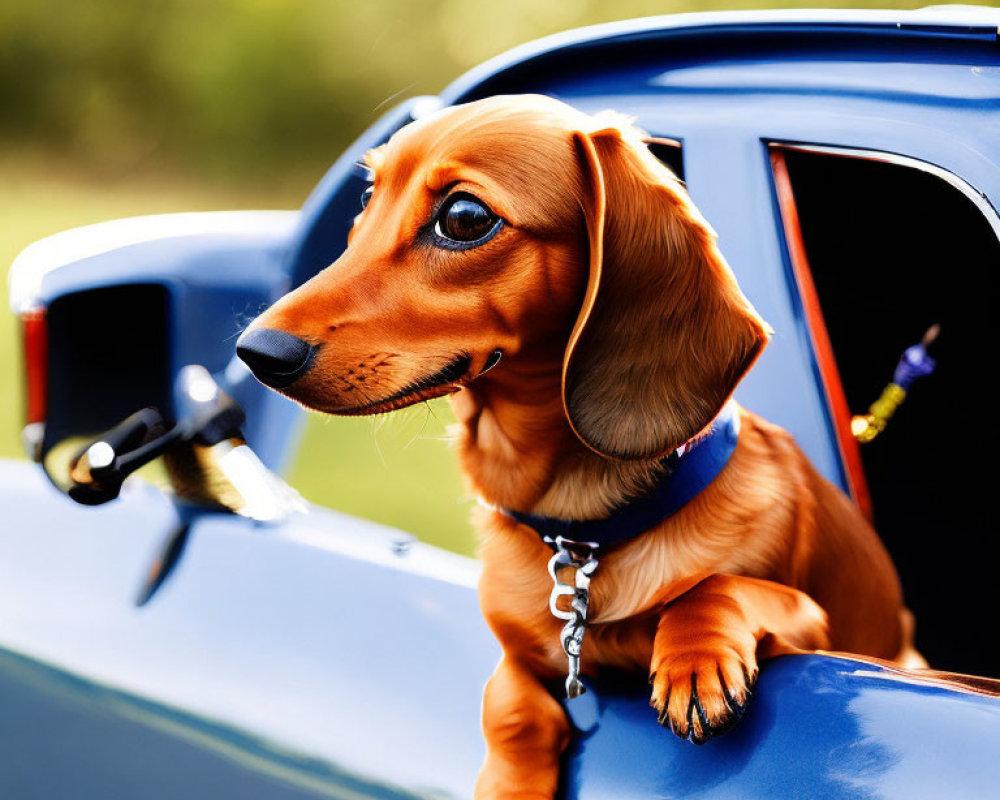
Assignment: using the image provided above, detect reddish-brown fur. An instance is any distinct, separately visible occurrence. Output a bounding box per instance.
[246,95,921,799]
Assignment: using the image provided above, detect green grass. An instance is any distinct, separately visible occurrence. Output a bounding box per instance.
[285,404,474,556]
[0,161,476,555]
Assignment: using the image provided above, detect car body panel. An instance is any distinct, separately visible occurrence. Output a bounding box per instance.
[0,458,492,798]
[3,455,1000,799]
[565,654,1000,799]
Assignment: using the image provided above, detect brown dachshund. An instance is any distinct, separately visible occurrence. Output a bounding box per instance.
[238,94,922,800]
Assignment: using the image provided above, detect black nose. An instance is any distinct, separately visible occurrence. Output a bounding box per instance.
[236,328,315,388]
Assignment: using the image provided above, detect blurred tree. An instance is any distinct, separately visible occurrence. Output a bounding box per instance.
[0,0,928,189]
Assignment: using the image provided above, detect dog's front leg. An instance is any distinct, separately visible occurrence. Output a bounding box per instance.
[475,657,570,800]
[649,573,830,743]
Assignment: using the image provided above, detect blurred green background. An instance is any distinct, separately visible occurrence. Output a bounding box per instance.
[0,0,938,554]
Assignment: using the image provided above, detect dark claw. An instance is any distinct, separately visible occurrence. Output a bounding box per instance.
[727,692,749,717]
[655,667,758,744]
[706,700,745,738]
[690,728,712,745]
[656,687,672,726]
[691,667,757,743]
[688,674,714,744]
[717,665,736,712]
[719,665,749,717]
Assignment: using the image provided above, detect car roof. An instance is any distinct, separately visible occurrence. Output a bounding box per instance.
[441,6,1000,103]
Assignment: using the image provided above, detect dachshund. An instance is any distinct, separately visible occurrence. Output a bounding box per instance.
[237,94,922,800]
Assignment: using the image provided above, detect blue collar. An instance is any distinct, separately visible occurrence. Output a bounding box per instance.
[501,402,741,551]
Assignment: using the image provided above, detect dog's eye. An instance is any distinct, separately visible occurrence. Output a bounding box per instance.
[360,185,374,210]
[434,194,501,246]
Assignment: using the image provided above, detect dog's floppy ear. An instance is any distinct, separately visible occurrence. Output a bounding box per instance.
[563,126,769,461]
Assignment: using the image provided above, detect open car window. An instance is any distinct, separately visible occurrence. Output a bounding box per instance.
[771,144,1000,677]
[646,138,684,182]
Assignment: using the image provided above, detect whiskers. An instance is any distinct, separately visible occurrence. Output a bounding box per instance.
[225,302,272,343]
[365,396,455,455]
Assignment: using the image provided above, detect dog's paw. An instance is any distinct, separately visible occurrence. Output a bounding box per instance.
[649,652,757,744]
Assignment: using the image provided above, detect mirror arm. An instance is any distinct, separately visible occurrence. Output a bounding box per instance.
[68,408,183,505]
[64,365,304,522]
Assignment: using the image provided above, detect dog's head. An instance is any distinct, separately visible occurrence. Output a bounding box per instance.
[239,94,768,460]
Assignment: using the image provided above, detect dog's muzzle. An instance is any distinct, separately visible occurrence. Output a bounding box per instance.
[236,328,316,388]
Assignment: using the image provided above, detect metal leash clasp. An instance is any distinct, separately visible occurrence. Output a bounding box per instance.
[545,535,599,699]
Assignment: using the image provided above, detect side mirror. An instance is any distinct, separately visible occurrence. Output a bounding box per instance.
[9,211,306,516]
[60,365,304,521]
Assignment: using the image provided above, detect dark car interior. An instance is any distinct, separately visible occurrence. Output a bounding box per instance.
[783,149,1000,677]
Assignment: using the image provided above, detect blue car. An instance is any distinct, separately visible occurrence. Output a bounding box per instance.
[3,8,1000,798]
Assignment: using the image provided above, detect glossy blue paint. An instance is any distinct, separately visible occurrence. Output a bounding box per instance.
[6,8,1000,799]
[565,655,1000,799]
[439,7,1000,103]
[0,458,493,798]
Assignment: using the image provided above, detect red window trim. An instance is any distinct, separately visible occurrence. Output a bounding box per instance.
[769,146,873,521]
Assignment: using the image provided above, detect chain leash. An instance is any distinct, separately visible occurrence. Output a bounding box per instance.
[545,535,599,698]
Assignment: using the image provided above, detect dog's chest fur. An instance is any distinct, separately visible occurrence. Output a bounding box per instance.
[474,420,804,677]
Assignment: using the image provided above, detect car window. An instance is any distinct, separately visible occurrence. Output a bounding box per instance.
[771,144,1000,677]
[646,138,684,182]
